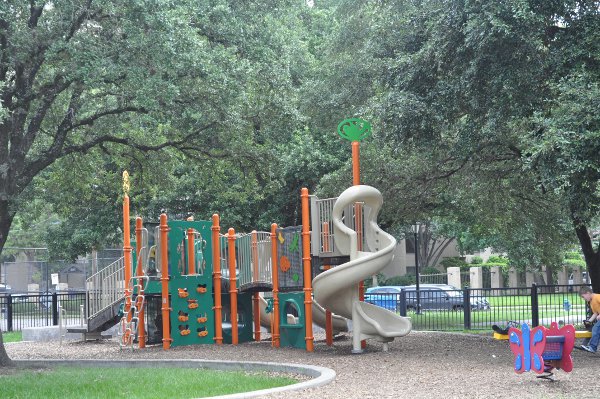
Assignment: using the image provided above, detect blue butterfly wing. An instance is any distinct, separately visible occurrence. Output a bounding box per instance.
[509,328,526,372]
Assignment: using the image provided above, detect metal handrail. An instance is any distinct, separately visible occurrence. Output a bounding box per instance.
[86,257,125,321]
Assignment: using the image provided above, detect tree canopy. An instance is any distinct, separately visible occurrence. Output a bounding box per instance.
[1,0,599,366]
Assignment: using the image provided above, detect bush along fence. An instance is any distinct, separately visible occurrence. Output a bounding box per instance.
[0,292,86,332]
[0,284,592,333]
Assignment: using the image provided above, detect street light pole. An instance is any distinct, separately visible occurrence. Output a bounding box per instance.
[413,223,421,314]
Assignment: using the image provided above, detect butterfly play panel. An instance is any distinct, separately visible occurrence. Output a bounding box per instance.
[508,322,575,379]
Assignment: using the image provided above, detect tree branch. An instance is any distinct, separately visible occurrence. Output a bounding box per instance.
[0,18,8,82]
[428,237,454,268]
[19,121,218,192]
[63,122,218,155]
[46,85,84,156]
[65,1,95,43]
[17,78,74,170]
[65,106,146,133]
[28,3,44,29]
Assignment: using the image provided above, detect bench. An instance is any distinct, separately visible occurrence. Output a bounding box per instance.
[494,329,591,340]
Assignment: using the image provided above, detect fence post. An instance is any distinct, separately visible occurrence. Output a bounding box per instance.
[463,288,471,330]
[399,290,407,317]
[531,283,539,327]
[7,295,13,332]
[52,292,59,325]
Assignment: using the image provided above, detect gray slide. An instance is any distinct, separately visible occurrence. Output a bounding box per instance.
[312,185,412,353]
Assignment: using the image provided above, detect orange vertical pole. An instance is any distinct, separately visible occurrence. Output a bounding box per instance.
[211,214,223,345]
[352,141,361,186]
[270,223,280,348]
[251,231,261,341]
[187,227,195,275]
[301,188,314,352]
[160,213,171,350]
[227,228,238,345]
[123,194,132,325]
[322,222,333,346]
[352,140,366,349]
[135,217,146,348]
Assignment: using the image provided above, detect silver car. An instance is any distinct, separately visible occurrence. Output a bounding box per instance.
[403,284,490,311]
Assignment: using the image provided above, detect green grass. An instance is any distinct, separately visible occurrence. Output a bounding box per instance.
[0,367,297,399]
[2,331,22,343]
[486,292,582,307]
[405,298,589,331]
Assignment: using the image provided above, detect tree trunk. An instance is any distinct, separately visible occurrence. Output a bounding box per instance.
[0,331,13,368]
[587,254,600,294]
[574,222,600,293]
[0,199,16,367]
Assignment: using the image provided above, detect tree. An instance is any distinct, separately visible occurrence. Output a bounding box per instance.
[306,0,599,288]
[525,71,600,290]
[0,0,312,367]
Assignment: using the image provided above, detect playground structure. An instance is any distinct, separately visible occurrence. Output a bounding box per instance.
[508,322,575,380]
[78,118,412,353]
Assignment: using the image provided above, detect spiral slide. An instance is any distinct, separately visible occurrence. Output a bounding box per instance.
[312,185,412,353]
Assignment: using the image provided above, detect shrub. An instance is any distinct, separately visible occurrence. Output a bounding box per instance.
[470,256,484,265]
[481,262,510,271]
[384,275,416,286]
[487,255,509,264]
[440,257,469,270]
[564,251,583,260]
[421,266,442,275]
[564,258,586,268]
[363,273,386,289]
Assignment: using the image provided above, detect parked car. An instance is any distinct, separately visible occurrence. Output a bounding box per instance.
[39,294,53,309]
[364,284,491,313]
[364,286,404,312]
[0,284,10,313]
[403,284,490,312]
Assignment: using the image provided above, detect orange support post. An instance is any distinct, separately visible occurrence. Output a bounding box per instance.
[160,213,171,350]
[251,231,261,341]
[322,222,333,346]
[211,214,223,345]
[187,227,195,275]
[227,228,238,345]
[352,141,361,186]
[270,223,280,348]
[123,194,132,325]
[352,140,366,349]
[301,188,314,352]
[135,217,146,348]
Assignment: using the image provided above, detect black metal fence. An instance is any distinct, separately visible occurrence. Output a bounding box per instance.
[1,284,592,333]
[365,283,591,332]
[0,292,86,332]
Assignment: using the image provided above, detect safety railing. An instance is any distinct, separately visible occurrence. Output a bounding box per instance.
[309,195,366,257]
[86,257,125,321]
[219,231,273,291]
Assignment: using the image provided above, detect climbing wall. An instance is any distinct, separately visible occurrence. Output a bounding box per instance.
[167,220,215,347]
[276,226,304,292]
